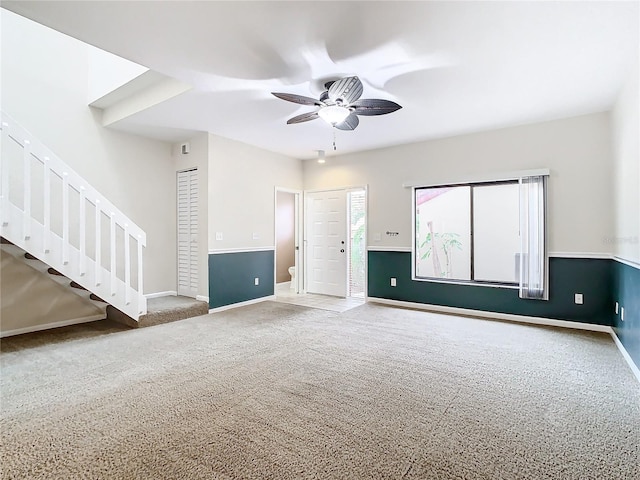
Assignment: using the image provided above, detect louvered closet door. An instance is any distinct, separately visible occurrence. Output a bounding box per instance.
[177,169,198,298]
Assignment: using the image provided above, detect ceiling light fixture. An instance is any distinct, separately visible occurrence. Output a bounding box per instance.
[316,150,326,164]
[317,105,350,126]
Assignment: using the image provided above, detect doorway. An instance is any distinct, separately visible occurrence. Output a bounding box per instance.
[304,187,366,299]
[177,168,198,298]
[275,189,301,294]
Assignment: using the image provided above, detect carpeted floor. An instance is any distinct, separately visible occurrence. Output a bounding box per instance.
[1,302,639,479]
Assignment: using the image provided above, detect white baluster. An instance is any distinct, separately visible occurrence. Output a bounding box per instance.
[110,212,116,296]
[95,199,101,286]
[43,157,50,253]
[0,121,9,227]
[79,186,86,276]
[138,236,144,314]
[124,224,131,305]
[62,172,69,265]
[23,140,31,240]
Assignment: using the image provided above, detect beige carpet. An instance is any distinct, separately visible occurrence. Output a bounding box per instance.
[1,302,639,479]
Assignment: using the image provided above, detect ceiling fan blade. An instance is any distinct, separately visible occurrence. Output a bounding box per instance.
[334,113,359,131]
[286,111,319,124]
[328,76,363,105]
[351,98,402,116]
[272,92,321,106]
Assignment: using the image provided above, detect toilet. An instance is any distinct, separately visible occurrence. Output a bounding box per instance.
[288,266,296,290]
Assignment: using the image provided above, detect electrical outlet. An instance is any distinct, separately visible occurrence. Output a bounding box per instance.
[254,277,259,286]
[615,302,619,314]
[373,233,381,242]
[621,307,624,321]
[215,232,223,241]
[252,232,259,240]
[390,277,397,287]
[574,293,583,305]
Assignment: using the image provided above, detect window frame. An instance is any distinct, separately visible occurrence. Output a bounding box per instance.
[412,179,521,288]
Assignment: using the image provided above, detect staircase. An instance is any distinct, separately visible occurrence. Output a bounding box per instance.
[0,112,146,322]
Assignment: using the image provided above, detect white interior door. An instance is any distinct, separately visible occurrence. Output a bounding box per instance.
[177,169,198,298]
[306,189,348,297]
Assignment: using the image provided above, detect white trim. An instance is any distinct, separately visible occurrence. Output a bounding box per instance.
[208,247,275,255]
[304,185,366,194]
[549,252,612,259]
[403,169,550,188]
[610,330,640,384]
[208,295,276,313]
[613,255,640,269]
[145,291,177,299]
[367,246,412,252]
[0,314,106,338]
[196,295,209,302]
[366,297,612,332]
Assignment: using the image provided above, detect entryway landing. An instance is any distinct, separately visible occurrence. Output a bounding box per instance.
[275,283,364,313]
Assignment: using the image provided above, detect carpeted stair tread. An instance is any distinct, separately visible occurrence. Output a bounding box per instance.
[89,294,106,303]
[47,267,65,276]
[70,281,87,291]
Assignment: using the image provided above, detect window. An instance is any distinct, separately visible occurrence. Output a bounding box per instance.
[414,180,521,285]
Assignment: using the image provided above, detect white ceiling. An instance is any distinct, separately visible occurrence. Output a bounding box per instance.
[3,1,639,159]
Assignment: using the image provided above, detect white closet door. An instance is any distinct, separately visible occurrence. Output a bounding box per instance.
[177,169,198,298]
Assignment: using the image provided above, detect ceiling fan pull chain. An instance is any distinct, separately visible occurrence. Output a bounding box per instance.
[333,130,337,151]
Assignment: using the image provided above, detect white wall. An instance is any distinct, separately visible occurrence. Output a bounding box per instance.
[1,251,102,333]
[1,10,176,294]
[208,134,302,251]
[173,133,209,298]
[611,58,640,264]
[304,113,614,255]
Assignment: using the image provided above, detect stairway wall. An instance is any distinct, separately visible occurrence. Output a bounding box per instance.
[1,251,103,334]
[1,10,177,296]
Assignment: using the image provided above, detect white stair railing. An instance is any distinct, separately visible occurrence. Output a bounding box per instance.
[0,112,146,320]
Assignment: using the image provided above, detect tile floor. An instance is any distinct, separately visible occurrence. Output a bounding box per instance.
[275,283,365,313]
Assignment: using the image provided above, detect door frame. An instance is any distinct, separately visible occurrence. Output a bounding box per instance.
[303,185,368,297]
[274,187,303,294]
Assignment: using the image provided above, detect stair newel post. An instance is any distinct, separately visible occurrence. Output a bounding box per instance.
[43,157,51,253]
[62,171,69,265]
[124,224,131,305]
[1,120,9,227]
[137,235,144,314]
[79,186,86,276]
[95,199,101,286]
[110,211,116,297]
[23,140,32,240]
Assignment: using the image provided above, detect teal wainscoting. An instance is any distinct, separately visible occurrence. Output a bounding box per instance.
[368,251,613,326]
[208,250,274,309]
[612,259,640,368]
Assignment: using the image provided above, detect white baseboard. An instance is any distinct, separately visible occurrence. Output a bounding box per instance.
[196,295,209,302]
[610,331,640,384]
[0,314,106,338]
[208,295,276,313]
[145,291,177,299]
[367,297,639,385]
[367,297,612,332]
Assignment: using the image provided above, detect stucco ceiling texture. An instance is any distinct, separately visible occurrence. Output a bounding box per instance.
[3,1,639,159]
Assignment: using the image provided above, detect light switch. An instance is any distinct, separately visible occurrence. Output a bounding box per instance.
[254,277,259,286]
[391,278,397,287]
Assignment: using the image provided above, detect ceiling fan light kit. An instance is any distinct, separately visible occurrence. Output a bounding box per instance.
[272,75,401,131]
[317,105,350,125]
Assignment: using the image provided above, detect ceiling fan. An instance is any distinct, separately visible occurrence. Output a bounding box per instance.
[271,76,401,130]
